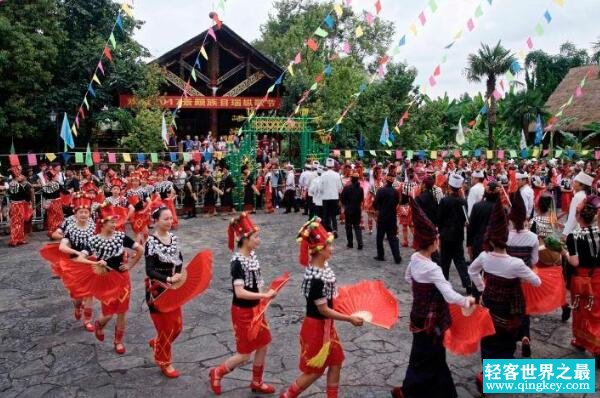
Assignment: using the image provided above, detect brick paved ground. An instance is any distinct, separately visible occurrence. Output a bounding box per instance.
[0,212,597,397]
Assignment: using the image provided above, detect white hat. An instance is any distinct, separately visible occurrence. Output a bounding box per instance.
[507,159,515,164]
[304,163,311,169]
[574,171,593,186]
[577,160,585,166]
[448,173,464,189]
[472,170,484,178]
[325,158,334,168]
[531,158,538,162]
[312,160,320,166]
[316,165,324,174]
[516,172,529,179]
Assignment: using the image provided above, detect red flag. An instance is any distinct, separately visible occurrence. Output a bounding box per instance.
[315,74,324,83]
[306,38,318,52]
[79,107,86,120]
[375,0,382,14]
[9,154,20,166]
[433,65,441,76]
[103,46,113,62]
[92,152,101,164]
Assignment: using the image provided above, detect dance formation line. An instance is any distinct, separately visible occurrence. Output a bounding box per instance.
[5,156,592,397]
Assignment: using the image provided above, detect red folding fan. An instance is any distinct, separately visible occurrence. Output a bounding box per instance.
[152,250,213,313]
[248,272,291,339]
[522,266,566,315]
[334,280,399,329]
[443,304,495,356]
[39,243,64,277]
[60,258,127,302]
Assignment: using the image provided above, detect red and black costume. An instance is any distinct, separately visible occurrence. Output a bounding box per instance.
[126,172,150,239]
[145,232,183,375]
[8,168,33,247]
[42,171,64,238]
[154,168,179,229]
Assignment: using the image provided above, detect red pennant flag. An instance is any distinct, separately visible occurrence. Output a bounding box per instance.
[79,107,86,119]
[192,151,201,162]
[375,0,382,14]
[454,150,461,158]
[315,74,324,83]
[379,55,390,65]
[468,120,476,127]
[9,154,20,166]
[433,65,441,76]
[306,38,319,52]
[92,152,101,164]
[103,46,113,62]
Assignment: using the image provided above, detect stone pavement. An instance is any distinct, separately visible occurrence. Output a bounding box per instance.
[0,212,598,397]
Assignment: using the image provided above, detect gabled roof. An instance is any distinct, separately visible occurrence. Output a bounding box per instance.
[151,24,283,80]
[544,65,600,132]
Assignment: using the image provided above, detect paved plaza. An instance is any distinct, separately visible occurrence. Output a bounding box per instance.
[0,212,597,397]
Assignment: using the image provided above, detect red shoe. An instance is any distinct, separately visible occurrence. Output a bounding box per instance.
[148,339,156,348]
[83,321,95,332]
[94,321,104,342]
[209,368,222,395]
[160,365,180,378]
[74,305,82,320]
[114,341,126,355]
[391,387,404,398]
[250,381,275,394]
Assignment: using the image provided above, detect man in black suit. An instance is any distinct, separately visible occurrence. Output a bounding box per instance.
[373,167,401,264]
[340,171,364,249]
[467,180,500,261]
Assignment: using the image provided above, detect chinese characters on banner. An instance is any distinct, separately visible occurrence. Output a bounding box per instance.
[119,95,282,110]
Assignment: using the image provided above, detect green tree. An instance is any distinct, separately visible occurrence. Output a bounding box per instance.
[465,41,516,149]
[498,88,547,142]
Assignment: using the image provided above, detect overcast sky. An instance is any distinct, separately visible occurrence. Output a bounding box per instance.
[130,0,599,98]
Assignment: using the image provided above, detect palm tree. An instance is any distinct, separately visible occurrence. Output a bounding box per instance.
[465,41,516,148]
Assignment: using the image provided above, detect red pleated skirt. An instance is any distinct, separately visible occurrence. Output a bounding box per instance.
[231,305,272,354]
[101,271,131,316]
[561,191,573,213]
[299,316,344,374]
[572,268,600,355]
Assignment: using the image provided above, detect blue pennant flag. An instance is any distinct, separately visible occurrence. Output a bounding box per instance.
[544,10,552,23]
[534,114,544,145]
[357,150,364,158]
[116,14,124,31]
[62,152,72,163]
[324,14,334,29]
[487,0,493,4]
[474,149,482,157]
[358,134,365,150]
[480,105,488,115]
[398,35,406,46]
[511,61,521,74]
[389,127,395,143]
[324,64,332,77]
[359,83,367,93]
[445,41,455,49]
[418,150,425,159]
[169,152,177,162]
[88,83,96,98]
[60,112,75,149]
[521,148,530,158]
[194,57,202,69]
[379,118,389,145]
[274,74,284,86]
[137,153,145,163]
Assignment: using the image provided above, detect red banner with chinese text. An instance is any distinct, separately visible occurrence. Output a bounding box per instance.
[119,95,281,110]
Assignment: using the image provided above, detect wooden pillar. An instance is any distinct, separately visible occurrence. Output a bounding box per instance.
[208,35,220,138]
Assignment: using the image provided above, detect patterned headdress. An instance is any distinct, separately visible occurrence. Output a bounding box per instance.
[81,181,98,193]
[410,198,437,250]
[110,178,124,189]
[97,202,121,223]
[227,212,259,251]
[297,217,334,267]
[484,200,509,250]
[71,193,93,211]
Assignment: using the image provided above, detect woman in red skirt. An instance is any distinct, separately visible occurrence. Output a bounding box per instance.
[7,167,33,247]
[145,205,184,378]
[90,203,143,354]
[560,169,573,218]
[209,212,277,395]
[42,169,64,238]
[126,171,151,245]
[280,218,363,398]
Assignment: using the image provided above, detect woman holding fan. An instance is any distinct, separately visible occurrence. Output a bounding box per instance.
[391,200,475,398]
[90,203,143,355]
[209,212,277,395]
[144,205,184,378]
[279,217,363,398]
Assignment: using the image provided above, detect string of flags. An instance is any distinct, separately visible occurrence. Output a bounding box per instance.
[66,3,134,148]
[545,67,594,131]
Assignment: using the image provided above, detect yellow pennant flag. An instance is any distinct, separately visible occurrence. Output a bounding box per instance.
[581,149,590,156]
[344,150,351,158]
[200,46,208,60]
[46,153,57,161]
[287,63,294,76]
[430,150,437,159]
[177,98,183,109]
[554,0,565,6]
[486,150,493,159]
[71,124,78,137]
[122,153,131,162]
[532,148,539,158]
[385,150,392,156]
[92,74,102,86]
[453,30,463,40]
[355,26,363,38]
[336,116,343,125]
[369,150,376,156]
[334,3,343,17]
[410,23,418,36]
[121,3,134,17]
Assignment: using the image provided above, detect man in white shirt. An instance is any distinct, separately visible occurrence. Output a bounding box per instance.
[308,166,323,218]
[320,158,343,237]
[517,172,534,220]
[562,171,593,240]
[283,163,298,213]
[467,170,485,216]
[298,163,312,215]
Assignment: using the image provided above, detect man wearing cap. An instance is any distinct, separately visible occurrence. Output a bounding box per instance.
[467,169,485,216]
[517,171,534,220]
[562,171,593,240]
[340,171,364,250]
[437,173,471,292]
[320,158,343,236]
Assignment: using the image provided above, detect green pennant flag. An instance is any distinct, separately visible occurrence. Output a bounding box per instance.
[183,152,191,162]
[191,69,197,82]
[462,150,470,156]
[509,150,517,158]
[474,5,483,17]
[109,32,117,49]
[85,143,93,166]
[83,96,90,110]
[555,149,562,157]
[407,150,414,159]
[535,23,544,36]
[10,140,15,154]
[150,153,158,163]
[314,27,328,38]
[428,0,438,12]
[75,152,84,163]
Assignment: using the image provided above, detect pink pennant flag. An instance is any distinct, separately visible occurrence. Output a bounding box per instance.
[526,37,533,49]
[543,149,549,156]
[294,52,302,64]
[419,11,427,26]
[467,18,475,31]
[366,12,375,26]
[453,150,461,158]
[595,150,600,160]
[499,80,505,91]
[74,115,80,128]
[377,64,385,78]
[207,27,217,42]
[433,65,441,76]
[492,89,502,100]
[27,153,37,166]
[497,150,505,159]
[428,75,437,87]
[396,150,403,159]
[333,149,341,157]
[97,61,105,76]
[343,41,351,54]
[375,0,382,14]
[575,86,583,97]
[108,152,116,163]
